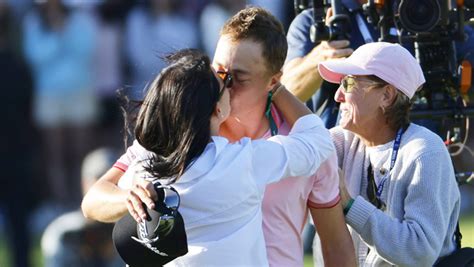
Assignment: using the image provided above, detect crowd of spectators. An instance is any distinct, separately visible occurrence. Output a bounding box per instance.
[0,1,294,266]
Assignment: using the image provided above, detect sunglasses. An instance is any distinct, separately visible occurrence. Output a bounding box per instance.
[132,184,181,248]
[216,70,233,97]
[341,75,386,94]
[367,164,386,210]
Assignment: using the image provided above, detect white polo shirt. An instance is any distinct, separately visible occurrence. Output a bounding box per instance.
[116,114,334,266]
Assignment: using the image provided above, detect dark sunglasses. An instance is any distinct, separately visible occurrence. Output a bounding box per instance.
[154,185,180,237]
[216,70,233,96]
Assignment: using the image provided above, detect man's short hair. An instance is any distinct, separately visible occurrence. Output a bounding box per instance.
[221,7,287,75]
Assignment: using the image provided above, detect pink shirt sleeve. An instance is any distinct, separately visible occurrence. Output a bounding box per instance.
[307,152,341,209]
[113,140,152,172]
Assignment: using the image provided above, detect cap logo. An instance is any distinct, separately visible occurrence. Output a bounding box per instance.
[132,222,169,257]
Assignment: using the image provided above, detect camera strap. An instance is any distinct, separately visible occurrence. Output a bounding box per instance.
[355,12,374,43]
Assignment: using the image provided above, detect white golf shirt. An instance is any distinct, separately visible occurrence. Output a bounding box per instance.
[117,114,334,266]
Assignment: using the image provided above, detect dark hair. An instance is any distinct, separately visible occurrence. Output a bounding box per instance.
[221,7,287,75]
[134,49,221,183]
[368,75,412,131]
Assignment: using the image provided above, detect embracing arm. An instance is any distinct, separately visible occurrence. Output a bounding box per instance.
[81,168,128,223]
[311,204,356,267]
[81,166,158,223]
[271,85,312,127]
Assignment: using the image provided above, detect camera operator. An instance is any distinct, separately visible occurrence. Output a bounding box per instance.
[282,0,474,129]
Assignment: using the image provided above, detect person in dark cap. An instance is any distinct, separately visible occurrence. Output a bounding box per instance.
[82,49,335,265]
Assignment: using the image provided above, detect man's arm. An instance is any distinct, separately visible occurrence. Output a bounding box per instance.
[81,168,129,223]
[311,203,356,267]
[282,40,352,102]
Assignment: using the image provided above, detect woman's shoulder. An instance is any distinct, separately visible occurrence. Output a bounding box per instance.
[404,124,445,148]
[402,123,449,158]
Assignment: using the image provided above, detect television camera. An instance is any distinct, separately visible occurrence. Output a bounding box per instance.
[294,0,474,185]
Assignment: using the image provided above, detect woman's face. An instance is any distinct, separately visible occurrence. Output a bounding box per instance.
[334,75,386,134]
[213,69,231,122]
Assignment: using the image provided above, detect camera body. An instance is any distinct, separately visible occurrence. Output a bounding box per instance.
[364,0,474,114]
[295,0,474,116]
[396,0,449,34]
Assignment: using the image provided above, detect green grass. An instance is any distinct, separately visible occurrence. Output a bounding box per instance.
[0,214,473,267]
[303,213,474,267]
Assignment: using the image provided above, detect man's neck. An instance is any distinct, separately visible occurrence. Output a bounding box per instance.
[219,113,270,142]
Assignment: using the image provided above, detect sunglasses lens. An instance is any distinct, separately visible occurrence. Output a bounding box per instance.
[163,187,180,210]
[342,77,355,93]
[217,72,225,80]
[225,74,233,88]
[157,216,175,237]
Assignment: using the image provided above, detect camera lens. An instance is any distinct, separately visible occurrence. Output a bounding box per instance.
[398,0,441,33]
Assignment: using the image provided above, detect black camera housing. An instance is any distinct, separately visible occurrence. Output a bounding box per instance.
[362,0,474,116]
[396,0,449,33]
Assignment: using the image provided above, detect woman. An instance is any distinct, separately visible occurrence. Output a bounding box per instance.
[318,42,461,266]
[82,49,334,265]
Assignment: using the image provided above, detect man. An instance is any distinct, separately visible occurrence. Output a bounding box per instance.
[82,7,355,266]
[211,7,354,266]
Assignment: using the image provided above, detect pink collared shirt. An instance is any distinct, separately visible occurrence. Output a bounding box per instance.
[261,106,340,266]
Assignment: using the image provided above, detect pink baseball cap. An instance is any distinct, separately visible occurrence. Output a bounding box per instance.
[318,42,425,99]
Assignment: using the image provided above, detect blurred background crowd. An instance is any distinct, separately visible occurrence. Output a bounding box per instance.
[0,0,473,267]
[0,1,295,266]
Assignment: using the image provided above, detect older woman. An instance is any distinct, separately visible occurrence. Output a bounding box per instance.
[318,42,460,266]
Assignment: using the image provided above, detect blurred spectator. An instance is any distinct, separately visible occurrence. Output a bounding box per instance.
[124,0,199,100]
[199,0,245,57]
[42,147,123,267]
[22,0,99,206]
[246,0,294,29]
[93,0,132,148]
[0,2,35,267]
[181,0,210,21]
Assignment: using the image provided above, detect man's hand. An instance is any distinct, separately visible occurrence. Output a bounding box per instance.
[282,40,352,102]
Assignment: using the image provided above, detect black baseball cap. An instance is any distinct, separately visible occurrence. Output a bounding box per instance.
[112,186,188,267]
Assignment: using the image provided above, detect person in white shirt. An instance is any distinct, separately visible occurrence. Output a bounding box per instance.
[82,49,335,266]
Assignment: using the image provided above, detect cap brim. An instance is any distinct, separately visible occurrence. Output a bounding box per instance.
[319,60,372,84]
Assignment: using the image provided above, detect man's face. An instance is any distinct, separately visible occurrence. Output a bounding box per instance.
[212,35,274,119]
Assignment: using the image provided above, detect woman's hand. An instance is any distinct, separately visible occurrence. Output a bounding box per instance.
[125,168,159,223]
[338,168,353,208]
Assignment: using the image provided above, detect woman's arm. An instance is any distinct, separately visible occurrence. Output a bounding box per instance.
[271,84,312,127]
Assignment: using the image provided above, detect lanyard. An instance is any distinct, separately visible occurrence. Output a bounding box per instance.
[265,91,278,136]
[375,127,404,198]
[355,12,374,43]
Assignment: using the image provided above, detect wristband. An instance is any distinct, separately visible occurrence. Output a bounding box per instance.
[343,198,354,215]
